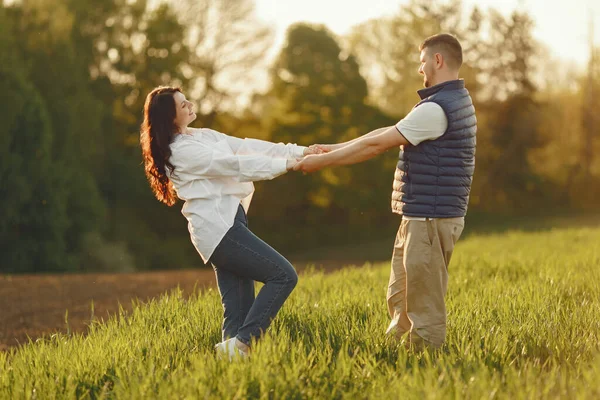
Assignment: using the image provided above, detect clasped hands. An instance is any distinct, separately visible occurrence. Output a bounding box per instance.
[286,144,337,173]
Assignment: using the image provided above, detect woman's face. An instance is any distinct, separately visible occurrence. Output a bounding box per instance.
[172,91,196,131]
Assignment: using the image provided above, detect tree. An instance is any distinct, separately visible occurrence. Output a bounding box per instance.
[252,24,396,250]
[346,0,479,117]
[470,11,549,212]
[174,0,274,128]
[0,64,71,272]
[574,20,600,207]
[3,1,108,269]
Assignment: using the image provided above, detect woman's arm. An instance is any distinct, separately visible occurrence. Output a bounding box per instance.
[230,137,307,159]
[206,128,306,159]
[171,142,295,182]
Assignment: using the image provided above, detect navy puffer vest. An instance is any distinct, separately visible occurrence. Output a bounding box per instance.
[391,79,477,218]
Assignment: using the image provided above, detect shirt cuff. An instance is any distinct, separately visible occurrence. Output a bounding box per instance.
[271,158,288,177]
[293,145,307,158]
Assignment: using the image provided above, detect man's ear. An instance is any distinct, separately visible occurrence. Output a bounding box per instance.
[435,53,444,69]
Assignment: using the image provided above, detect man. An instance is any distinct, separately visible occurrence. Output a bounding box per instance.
[294,33,476,349]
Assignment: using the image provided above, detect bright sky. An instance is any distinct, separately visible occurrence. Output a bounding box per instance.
[256,0,600,68]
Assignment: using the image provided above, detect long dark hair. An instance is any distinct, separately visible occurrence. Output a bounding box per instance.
[140,86,181,206]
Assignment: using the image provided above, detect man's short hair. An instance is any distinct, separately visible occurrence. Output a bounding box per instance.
[419,33,463,70]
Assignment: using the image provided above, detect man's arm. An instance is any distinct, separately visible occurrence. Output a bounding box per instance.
[294,126,410,173]
[312,127,390,153]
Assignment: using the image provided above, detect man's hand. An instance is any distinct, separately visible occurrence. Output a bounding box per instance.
[293,154,328,173]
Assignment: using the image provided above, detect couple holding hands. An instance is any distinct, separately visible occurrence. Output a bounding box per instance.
[140,33,476,358]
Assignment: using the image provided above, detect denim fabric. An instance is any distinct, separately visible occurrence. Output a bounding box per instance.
[209,205,298,345]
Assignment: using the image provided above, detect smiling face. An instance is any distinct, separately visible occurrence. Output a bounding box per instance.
[172,91,196,132]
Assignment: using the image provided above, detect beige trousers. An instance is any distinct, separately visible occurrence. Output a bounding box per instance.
[386,217,465,349]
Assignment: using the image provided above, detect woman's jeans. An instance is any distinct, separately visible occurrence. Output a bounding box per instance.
[209,205,298,346]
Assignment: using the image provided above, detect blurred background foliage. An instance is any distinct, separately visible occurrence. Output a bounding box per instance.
[1,0,598,273]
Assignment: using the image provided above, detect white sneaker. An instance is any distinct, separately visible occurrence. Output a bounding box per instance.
[215,338,248,360]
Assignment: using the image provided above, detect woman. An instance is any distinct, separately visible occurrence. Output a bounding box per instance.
[140,86,319,358]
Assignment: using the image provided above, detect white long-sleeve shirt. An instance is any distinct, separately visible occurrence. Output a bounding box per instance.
[167,128,306,263]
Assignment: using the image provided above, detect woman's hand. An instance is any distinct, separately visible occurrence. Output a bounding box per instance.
[304,144,339,155]
[304,145,323,156]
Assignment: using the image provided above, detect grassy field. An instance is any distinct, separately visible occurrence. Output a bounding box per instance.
[1,225,600,399]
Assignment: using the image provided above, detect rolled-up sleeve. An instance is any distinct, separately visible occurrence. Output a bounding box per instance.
[172,142,288,182]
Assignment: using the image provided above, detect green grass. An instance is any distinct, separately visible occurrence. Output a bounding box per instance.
[1,226,600,399]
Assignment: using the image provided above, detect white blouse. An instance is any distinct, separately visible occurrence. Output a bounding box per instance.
[167,128,306,263]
